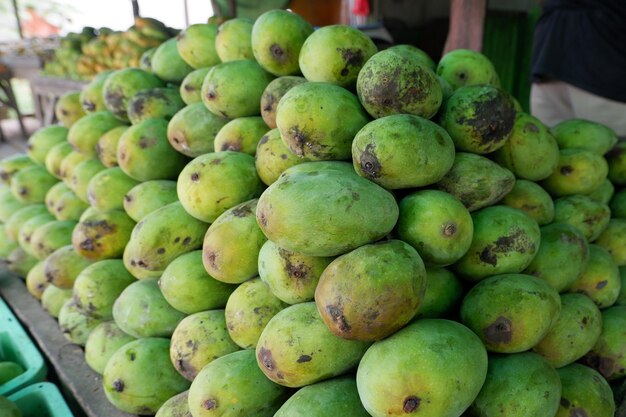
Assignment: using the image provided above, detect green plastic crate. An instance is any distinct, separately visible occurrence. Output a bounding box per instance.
[8,382,74,417]
[0,297,47,396]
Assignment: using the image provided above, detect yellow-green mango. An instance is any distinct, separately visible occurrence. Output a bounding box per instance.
[176,23,219,68]
[436,49,500,90]
[0,187,27,222]
[167,103,229,157]
[581,306,626,380]
[5,204,48,241]
[569,244,621,308]
[26,125,68,164]
[151,38,193,83]
[123,180,178,222]
[58,299,103,346]
[501,180,555,225]
[87,167,140,211]
[103,68,164,121]
[25,261,48,299]
[155,391,192,417]
[41,284,73,318]
[95,125,127,168]
[215,18,254,62]
[595,219,626,266]
[43,244,92,289]
[68,158,106,202]
[72,209,135,261]
[17,213,54,256]
[413,267,464,319]
[0,154,35,185]
[58,151,89,181]
[45,142,73,179]
[542,148,608,196]
[556,364,614,417]
[254,128,307,186]
[84,321,135,375]
[10,165,58,204]
[552,119,617,155]
[30,220,76,260]
[67,111,126,156]
[54,91,86,128]
[179,68,210,105]
[260,76,307,128]
[214,116,268,155]
[606,141,626,186]
[127,88,184,125]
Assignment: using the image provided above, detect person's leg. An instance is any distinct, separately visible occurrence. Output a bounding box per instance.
[530,80,575,128]
[568,84,626,137]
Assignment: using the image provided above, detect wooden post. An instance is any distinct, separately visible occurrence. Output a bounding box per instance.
[228,0,237,17]
[443,0,486,54]
[11,0,23,39]
[131,0,140,18]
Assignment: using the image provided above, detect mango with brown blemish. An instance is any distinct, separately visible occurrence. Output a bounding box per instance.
[159,251,237,314]
[68,158,106,202]
[27,125,68,165]
[356,319,487,417]
[595,219,626,266]
[254,128,307,186]
[276,82,369,160]
[155,390,192,417]
[73,259,136,319]
[10,165,59,204]
[167,103,230,157]
[25,261,47,300]
[569,244,621,308]
[72,209,135,261]
[213,116,268,155]
[103,338,190,414]
[188,350,288,417]
[179,68,210,105]
[41,284,73,318]
[17,212,54,256]
[315,240,426,341]
[256,302,370,387]
[492,112,559,181]
[438,84,515,154]
[555,364,615,417]
[113,278,186,338]
[5,204,48,241]
[103,68,164,121]
[0,154,36,185]
[123,202,208,279]
[58,151,89,182]
[58,299,104,346]
[542,148,608,197]
[30,220,77,260]
[67,111,127,156]
[258,240,333,304]
[606,141,626,186]
[467,352,561,417]
[523,222,589,292]
[581,305,626,380]
[169,310,240,381]
[123,180,178,222]
[52,189,89,221]
[85,321,135,375]
[80,70,112,114]
[176,23,219,69]
[533,293,602,368]
[299,25,376,88]
[43,245,93,289]
[54,92,85,128]
[552,119,618,155]
[260,76,307,128]
[117,118,189,181]
[256,162,398,257]
[501,180,555,226]
[437,153,515,212]
[96,125,127,168]
[387,44,436,70]
[460,273,561,353]
[44,181,71,214]
[553,194,610,242]
[127,87,185,125]
[45,142,73,178]
[453,206,540,281]
[436,49,500,90]
[87,167,140,212]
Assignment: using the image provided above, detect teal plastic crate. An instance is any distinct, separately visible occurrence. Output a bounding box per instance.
[8,382,74,417]
[0,297,46,396]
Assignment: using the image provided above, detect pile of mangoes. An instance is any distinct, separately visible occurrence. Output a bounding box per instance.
[1,8,625,417]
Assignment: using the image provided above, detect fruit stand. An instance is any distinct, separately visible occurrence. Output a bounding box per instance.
[0,3,625,417]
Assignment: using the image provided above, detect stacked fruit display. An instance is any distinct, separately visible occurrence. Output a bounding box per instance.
[42,17,173,80]
[1,8,625,417]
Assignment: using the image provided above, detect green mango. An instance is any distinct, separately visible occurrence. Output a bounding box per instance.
[176,23,220,68]
[256,302,370,387]
[155,391,192,417]
[260,76,307,128]
[0,396,21,417]
[0,225,17,261]
[438,84,515,154]
[437,153,515,212]
[30,220,76,260]
[357,319,487,417]
[103,68,164,121]
[5,204,48,241]
[453,206,541,281]
[460,274,561,353]
[167,103,229,157]
[54,91,86,128]
[215,18,254,62]
[73,259,136,319]
[113,278,186,338]
[45,182,71,215]
[467,352,561,417]
[276,82,369,160]
[555,364,615,417]
[533,293,602,368]
[606,141,626,186]
[224,278,287,349]
[252,10,313,76]
[0,187,27,222]
[587,179,615,205]
[436,48,500,90]
[594,219,626,265]
[170,310,240,381]
[356,49,442,119]
[10,165,58,204]
[103,338,190,414]
[179,68,210,105]
[41,284,72,318]
[299,24,376,88]
[610,189,626,218]
[178,151,263,223]
[552,119,617,155]
[117,119,189,181]
[68,158,106,202]
[501,180,555,225]
[139,47,156,72]
[352,115,454,189]
[188,350,288,417]
[201,60,274,118]
[72,209,135,261]
[95,125,127,168]
[67,111,126,157]
[492,112,559,181]
[275,377,369,417]
[159,251,236,314]
[58,151,89,181]
[257,162,398,257]
[397,189,473,266]
[26,125,68,164]
[80,70,113,113]
[87,167,140,211]
[0,361,24,384]
[58,299,103,346]
[25,261,48,300]
[84,321,135,375]
[258,240,333,304]
[45,142,73,179]
[123,180,178,222]
[316,240,426,341]
[617,267,626,306]
[569,244,621,308]
[17,213,55,256]
[254,128,307,186]
[387,44,436,69]
[413,267,464,319]
[127,88,185,125]
[542,148,608,196]
[123,202,208,279]
[214,116,268,155]
[0,154,36,185]
[151,38,193,83]
[524,223,589,292]
[52,189,89,221]
[581,306,626,380]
